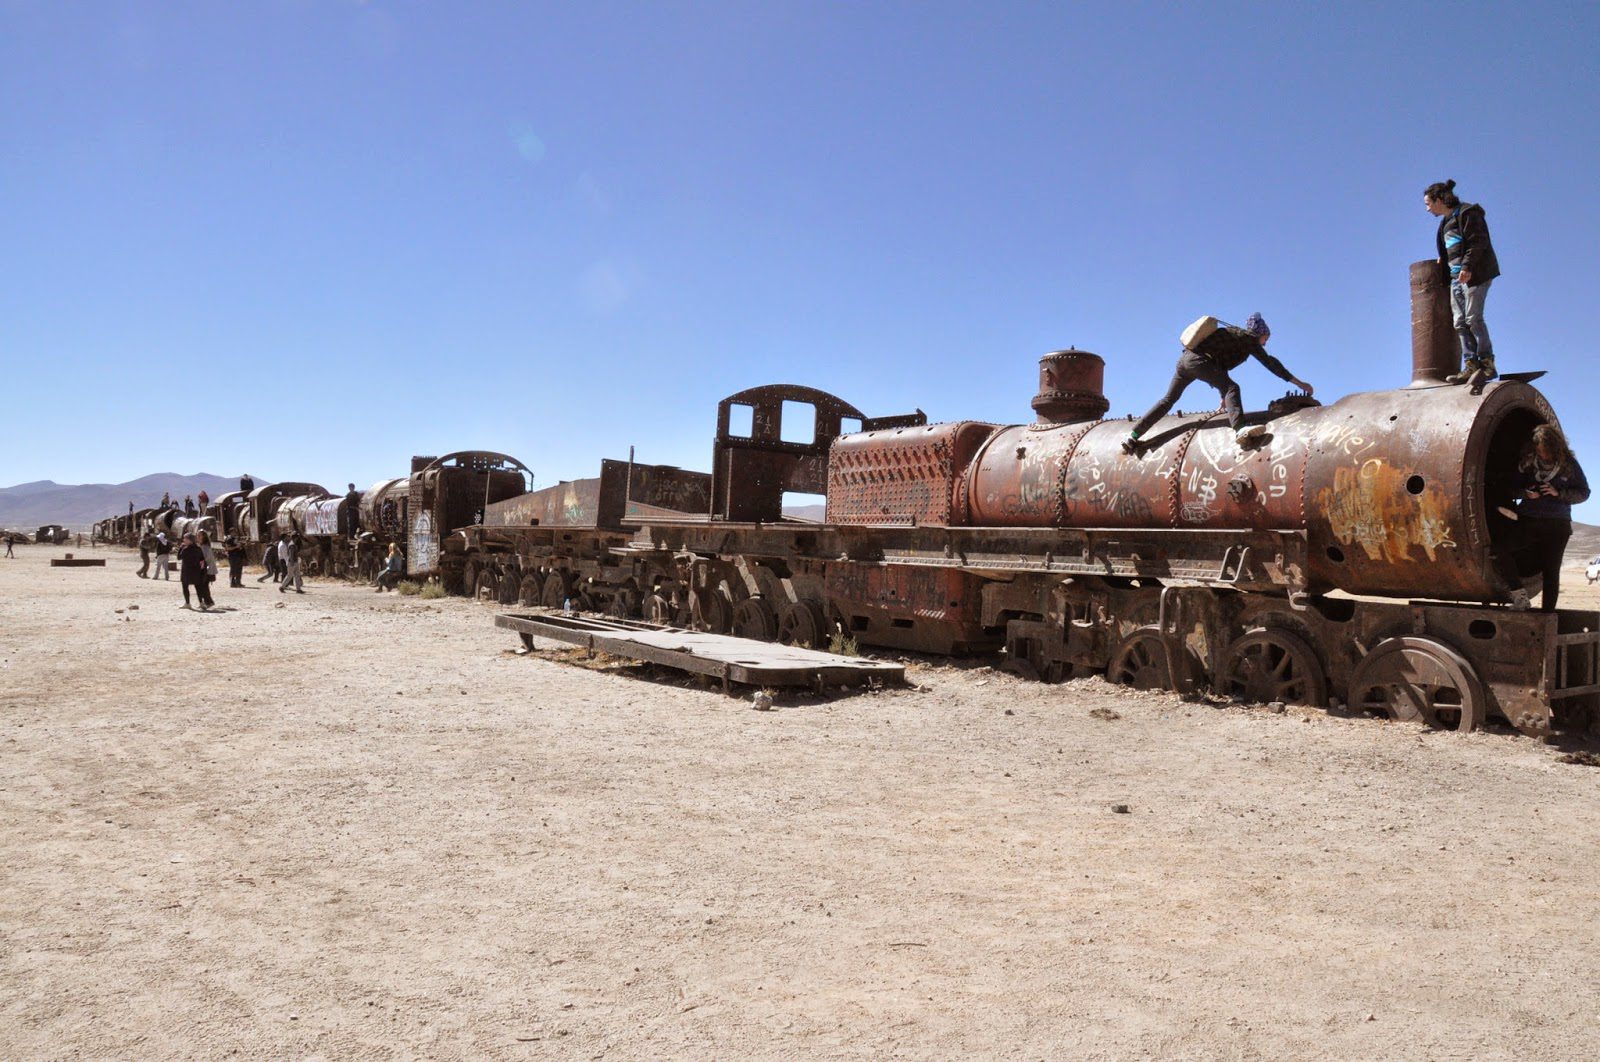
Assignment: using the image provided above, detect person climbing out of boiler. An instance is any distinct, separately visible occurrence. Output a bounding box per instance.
[1122,313,1313,455]
[1493,424,1588,611]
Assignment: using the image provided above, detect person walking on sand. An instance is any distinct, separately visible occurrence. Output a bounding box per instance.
[1123,313,1313,453]
[137,532,153,578]
[4,536,13,559]
[255,538,278,583]
[153,531,172,580]
[1424,179,1502,384]
[278,534,305,594]
[225,535,245,588]
[177,533,208,610]
[196,531,218,609]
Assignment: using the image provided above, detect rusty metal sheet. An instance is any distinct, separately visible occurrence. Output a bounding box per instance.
[487,460,711,530]
[303,498,347,537]
[828,422,996,526]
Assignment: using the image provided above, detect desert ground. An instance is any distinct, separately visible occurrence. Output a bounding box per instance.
[3,544,1600,1060]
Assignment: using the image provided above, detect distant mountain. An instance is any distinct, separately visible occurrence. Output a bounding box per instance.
[0,474,266,532]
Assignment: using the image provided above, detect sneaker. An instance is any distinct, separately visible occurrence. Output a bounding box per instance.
[1508,588,1532,611]
[1235,423,1266,445]
[1478,357,1497,381]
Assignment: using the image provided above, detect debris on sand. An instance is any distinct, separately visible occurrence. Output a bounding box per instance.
[1557,751,1600,767]
[1110,803,1131,814]
[1088,707,1121,721]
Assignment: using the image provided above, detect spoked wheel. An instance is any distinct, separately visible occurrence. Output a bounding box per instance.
[777,600,827,648]
[474,568,500,603]
[692,587,734,634]
[732,597,778,641]
[1349,636,1486,732]
[1107,625,1198,692]
[497,569,520,606]
[1221,628,1328,707]
[541,571,571,610]
[517,572,545,607]
[643,593,675,625]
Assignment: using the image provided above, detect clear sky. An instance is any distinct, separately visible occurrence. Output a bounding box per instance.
[3,1,1598,517]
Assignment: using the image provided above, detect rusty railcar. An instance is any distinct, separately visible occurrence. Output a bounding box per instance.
[404,452,530,583]
[606,267,1597,738]
[451,384,926,624]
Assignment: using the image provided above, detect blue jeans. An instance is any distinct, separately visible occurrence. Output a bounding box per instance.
[1450,278,1493,363]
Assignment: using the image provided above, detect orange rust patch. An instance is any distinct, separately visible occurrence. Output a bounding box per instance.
[1318,460,1457,563]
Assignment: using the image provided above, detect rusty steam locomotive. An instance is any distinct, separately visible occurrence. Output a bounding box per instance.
[93,264,1599,737]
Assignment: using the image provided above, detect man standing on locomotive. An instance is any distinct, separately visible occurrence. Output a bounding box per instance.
[1424,179,1501,385]
[1122,313,1313,454]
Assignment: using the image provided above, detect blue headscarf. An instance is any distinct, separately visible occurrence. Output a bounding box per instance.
[1243,312,1270,338]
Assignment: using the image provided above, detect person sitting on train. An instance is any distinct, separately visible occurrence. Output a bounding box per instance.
[1493,424,1589,611]
[239,474,255,493]
[1122,313,1314,454]
[373,543,406,592]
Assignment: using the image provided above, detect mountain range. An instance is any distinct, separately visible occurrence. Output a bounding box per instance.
[0,474,262,532]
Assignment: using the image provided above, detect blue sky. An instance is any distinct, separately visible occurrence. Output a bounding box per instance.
[3,1,1598,517]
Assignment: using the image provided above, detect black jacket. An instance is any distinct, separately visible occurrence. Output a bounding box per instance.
[1192,326,1298,383]
[178,543,206,580]
[1435,202,1501,286]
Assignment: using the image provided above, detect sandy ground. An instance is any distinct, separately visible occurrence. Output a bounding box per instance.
[3,544,1600,1060]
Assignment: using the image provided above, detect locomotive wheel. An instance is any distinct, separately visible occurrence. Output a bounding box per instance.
[1349,636,1486,732]
[460,558,481,598]
[517,572,545,607]
[643,593,675,625]
[777,600,827,648]
[474,568,500,603]
[608,587,642,619]
[1107,625,1198,693]
[1221,628,1328,708]
[692,587,734,634]
[541,571,571,609]
[497,569,520,606]
[732,597,778,642]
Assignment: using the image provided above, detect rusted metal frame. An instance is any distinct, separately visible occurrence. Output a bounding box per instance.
[494,612,902,687]
[639,520,1308,591]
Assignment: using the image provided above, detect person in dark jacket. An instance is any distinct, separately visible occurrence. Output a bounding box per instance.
[136,532,153,578]
[239,474,255,493]
[1123,313,1313,453]
[1493,425,1589,611]
[224,535,246,588]
[177,533,209,610]
[1425,179,1501,384]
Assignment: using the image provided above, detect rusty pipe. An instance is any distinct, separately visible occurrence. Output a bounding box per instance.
[1409,259,1458,387]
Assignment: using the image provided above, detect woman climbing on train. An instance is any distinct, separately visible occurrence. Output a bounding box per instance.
[1495,425,1589,611]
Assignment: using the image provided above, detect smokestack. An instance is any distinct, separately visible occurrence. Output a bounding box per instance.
[1409,259,1458,387]
[1032,349,1110,423]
